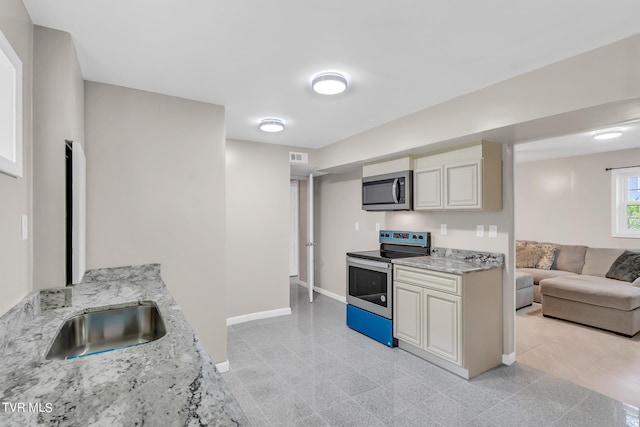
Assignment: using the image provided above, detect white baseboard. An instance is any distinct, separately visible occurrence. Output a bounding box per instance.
[502,352,516,365]
[215,360,230,373]
[297,280,346,304]
[226,307,292,326]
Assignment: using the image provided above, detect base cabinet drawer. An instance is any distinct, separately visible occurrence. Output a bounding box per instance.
[394,265,460,295]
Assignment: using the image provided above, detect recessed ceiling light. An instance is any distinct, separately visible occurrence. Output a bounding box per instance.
[311,72,348,95]
[593,128,623,140]
[259,118,285,133]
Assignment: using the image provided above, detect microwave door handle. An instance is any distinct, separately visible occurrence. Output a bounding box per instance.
[391,178,399,203]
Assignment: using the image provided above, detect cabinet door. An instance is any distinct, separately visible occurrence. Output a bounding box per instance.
[414,167,442,209]
[424,290,461,364]
[393,282,422,347]
[444,160,482,209]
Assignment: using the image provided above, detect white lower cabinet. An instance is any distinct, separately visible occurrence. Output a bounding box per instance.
[424,290,460,364]
[394,282,422,347]
[393,264,502,379]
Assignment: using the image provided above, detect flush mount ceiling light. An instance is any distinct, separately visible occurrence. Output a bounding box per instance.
[311,72,348,95]
[593,128,623,140]
[259,118,285,133]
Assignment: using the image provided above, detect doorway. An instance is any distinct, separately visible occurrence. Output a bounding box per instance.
[290,180,299,277]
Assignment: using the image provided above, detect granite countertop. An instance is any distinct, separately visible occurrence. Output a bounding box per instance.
[392,247,504,274]
[0,264,246,427]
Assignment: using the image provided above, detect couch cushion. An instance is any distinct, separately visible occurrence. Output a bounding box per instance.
[516,242,540,268]
[553,245,588,274]
[581,248,626,277]
[516,268,577,285]
[540,275,640,311]
[606,251,640,283]
[515,272,534,290]
[516,242,558,269]
[536,244,559,270]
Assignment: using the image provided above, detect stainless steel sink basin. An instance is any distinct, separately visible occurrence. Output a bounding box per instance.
[46,302,166,360]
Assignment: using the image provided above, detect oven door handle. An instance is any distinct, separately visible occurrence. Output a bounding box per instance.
[346,257,391,270]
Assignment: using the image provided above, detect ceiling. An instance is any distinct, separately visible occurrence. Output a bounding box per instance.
[22,0,640,149]
[515,120,640,163]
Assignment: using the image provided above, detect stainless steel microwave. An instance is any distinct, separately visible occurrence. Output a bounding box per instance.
[362,170,412,211]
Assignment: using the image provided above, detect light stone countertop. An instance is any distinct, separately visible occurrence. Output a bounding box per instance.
[0,264,246,427]
[392,247,504,274]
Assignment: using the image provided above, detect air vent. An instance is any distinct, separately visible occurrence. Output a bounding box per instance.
[289,152,308,164]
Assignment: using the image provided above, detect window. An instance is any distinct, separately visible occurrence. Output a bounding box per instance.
[0,29,22,178]
[612,167,640,238]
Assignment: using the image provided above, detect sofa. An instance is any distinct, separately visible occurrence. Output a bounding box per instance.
[516,241,640,336]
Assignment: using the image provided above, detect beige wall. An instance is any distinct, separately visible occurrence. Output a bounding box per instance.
[516,147,640,249]
[315,170,385,297]
[84,82,227,363]
[317,34,640,173]
[225,139,290,319]
[33,26,84,289]
[0,0,33,316]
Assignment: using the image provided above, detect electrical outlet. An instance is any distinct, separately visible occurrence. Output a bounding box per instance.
[355,222,360,231]
[489,225,498,238]
[440,224,447,235]
[476,225,484,237]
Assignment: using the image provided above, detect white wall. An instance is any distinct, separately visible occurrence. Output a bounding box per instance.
[315,170,385,297]
[32,26,84,289]
[0,0,33,316]
[516,147,640,249]
[225,139,291,319]
[317,34,640,173]
[84,82,228,363]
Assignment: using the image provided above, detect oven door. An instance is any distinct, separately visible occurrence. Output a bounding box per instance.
[346,257,393,319]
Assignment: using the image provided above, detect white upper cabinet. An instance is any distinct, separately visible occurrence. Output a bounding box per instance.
[414,166,442,209]
[413,141,502,211]
[445,160,481,209]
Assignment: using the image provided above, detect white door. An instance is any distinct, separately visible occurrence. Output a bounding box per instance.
[71,142,86,284]
[290,180,299,277]
[307,173,314,302]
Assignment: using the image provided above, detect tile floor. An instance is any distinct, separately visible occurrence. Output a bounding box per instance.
[516,302,640,408]
[221,284,640,426]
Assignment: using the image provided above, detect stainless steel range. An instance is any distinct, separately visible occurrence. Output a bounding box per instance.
[346,230,430,346]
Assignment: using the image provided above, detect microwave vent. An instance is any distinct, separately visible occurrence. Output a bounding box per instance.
[289,152,308,164]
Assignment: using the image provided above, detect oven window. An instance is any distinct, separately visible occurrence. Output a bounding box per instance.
[348,265,388,308]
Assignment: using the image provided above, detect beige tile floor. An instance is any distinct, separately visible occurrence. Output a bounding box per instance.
[516,303,640,408]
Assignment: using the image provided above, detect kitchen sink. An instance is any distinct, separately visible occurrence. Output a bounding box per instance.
[46,301,166,360]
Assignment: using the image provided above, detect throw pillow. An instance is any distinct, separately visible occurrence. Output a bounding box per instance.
[517,243,542,268]
[606,251,640,283]
[536,244,558,270]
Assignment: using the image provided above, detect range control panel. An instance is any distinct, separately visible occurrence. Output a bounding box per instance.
[379,230,430,247]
